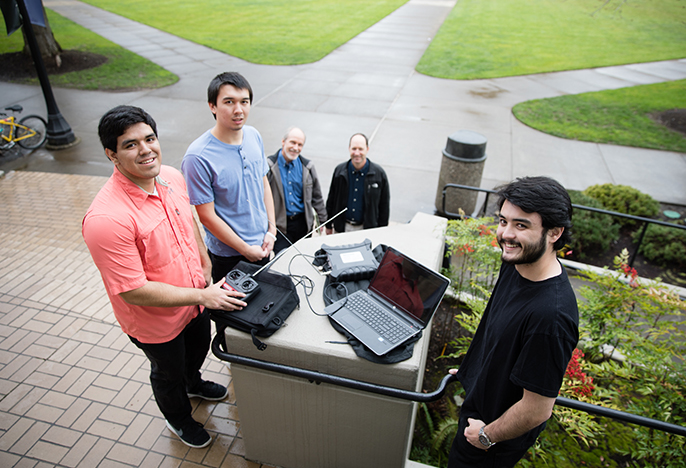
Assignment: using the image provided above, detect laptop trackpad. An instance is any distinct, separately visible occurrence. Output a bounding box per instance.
[336,310,365,331]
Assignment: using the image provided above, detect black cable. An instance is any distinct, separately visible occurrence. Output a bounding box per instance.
[323,281,349,315]
[285,252,331,316]
[269,251,362,317]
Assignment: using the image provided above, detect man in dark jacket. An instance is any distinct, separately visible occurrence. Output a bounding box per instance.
[267,127,328,253]
[325,133,390,234]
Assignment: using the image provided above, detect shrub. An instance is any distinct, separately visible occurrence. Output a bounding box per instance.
[574,250,686,467]
[568,190,620,259]
[443,215,500,300]
[440,215,501,355]
[636,222,686,269]
[583,184,660,226]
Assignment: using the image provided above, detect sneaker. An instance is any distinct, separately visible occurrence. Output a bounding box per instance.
[187,380,229,401]
[166,419,211,448]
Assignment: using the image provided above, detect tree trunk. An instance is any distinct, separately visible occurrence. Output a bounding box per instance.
[22,6,62,67]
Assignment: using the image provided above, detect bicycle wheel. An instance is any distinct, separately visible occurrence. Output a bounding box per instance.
[0,121,14,150]
[17,115,48,149]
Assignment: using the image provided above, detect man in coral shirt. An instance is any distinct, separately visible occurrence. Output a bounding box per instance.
[83,106,246,449]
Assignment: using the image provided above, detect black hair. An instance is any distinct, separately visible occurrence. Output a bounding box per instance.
[496,176,573,251]
[207,71,253,107]
[349,133,369,148]
[98,105,157,155]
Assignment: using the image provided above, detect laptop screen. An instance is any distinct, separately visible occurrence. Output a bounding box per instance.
[368,247,449,324]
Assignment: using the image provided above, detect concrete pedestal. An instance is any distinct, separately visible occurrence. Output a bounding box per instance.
[434,130,487,217]
[223,213,447,468]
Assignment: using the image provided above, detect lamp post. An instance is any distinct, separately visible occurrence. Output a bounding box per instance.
[15,0,79,149]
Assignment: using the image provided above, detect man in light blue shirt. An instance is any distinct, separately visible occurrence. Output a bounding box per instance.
[182,72,277,282]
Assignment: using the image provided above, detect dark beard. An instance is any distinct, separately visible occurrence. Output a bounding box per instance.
[499,229,548,265]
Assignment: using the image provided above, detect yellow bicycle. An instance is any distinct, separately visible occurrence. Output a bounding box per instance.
[0,105,48,151]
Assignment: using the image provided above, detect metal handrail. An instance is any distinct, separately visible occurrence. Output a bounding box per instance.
[441,183,497,219]
[211,331,686,437]
[555,397,686,436]
[441,183,686,268]
[211,330,457,403]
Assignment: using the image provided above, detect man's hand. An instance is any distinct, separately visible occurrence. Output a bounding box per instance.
[447,369,490,451]
[262,232,276,255]
[200,278,247,311]
[243,244,269,262]
[465,418,488,450]
[325,227,333,235]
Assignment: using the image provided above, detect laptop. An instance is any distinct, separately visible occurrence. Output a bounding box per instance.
[324,246,450,356]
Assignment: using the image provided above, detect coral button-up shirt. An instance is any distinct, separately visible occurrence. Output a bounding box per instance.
[83,166,206,343]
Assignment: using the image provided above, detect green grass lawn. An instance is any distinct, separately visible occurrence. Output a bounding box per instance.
[417,0,686,80]
[80,0,407,65]
[513,80,686,153]
[0,9,177,90]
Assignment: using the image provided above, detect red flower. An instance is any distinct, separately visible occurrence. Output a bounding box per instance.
[564,349,595,397]
[457,243,475,254]
[478,224,492,237]
[619,262,639,287]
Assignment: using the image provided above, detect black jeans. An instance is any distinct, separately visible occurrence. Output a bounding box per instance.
[274,212,309,254]
[129,308,210,427]
[208,249,269,283]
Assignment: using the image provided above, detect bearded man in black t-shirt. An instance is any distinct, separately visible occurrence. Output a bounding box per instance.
[448,176,579,468]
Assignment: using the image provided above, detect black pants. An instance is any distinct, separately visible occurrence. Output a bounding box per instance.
[129,308,210,427]
[448,415,531,468]
[208,250,269,283]
[274,212,309,254]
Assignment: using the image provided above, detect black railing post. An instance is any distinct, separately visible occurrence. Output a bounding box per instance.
[629,221,650,268]
[480,192,491,217]
[441,183,498,219]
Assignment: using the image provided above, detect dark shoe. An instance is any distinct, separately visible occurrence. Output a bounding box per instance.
[166,419,211,448]
[187,380,229,401]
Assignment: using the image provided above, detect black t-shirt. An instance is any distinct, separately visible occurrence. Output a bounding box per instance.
[457,261,579,449]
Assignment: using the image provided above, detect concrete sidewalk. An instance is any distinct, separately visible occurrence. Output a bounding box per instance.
[2,0,685,220]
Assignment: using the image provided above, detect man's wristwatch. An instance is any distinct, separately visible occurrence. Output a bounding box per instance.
[478,426,495,449]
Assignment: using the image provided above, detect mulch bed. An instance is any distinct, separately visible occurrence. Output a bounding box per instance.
[0,50,107,81]
[564,201,686,282]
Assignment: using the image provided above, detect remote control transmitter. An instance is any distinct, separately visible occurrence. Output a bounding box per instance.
[222,269,261,303]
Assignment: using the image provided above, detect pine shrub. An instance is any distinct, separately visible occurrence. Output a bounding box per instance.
[568,190,620,259]
[636,222,686,269]
[583,184,660,227]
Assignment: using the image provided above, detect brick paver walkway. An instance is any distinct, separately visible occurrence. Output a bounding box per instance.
[0,171,270,467]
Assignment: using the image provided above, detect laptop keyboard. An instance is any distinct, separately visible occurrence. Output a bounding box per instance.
[347,293,413,344]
